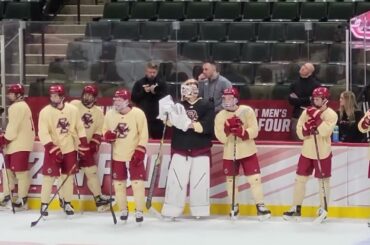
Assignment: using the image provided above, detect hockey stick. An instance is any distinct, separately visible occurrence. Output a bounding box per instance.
[312,132,328,224]
[108,143,117,225]
[1,153,15,214]
[230,135,237,219]
[145,114,168,219]
[31,164,77,227]
[74,174,83,214]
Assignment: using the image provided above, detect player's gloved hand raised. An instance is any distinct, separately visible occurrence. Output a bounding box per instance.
[90,134,101,154]
[104,130,117,143]
[226,115,242,129]
[306,107,322,120]
[130,146,146,166]
[0,134,9,148]
[302,119,317,136]
[230,125,249,140]
[44,142,63,164]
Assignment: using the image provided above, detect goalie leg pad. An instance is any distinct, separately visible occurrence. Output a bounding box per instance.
[189,156,210,217]
[246,174,264,204]
[15,171,30,199]
[113,180,127,211]
[292,175,309,206]
[83,166,102,197]
[161,154,191,218]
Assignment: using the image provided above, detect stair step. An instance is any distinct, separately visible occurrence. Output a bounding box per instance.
[42,24,86,34]
[26,43,68,55]
[60,5,104,15]
[54,14,101,23]
[11,64,49,75]
[26,54,66,64]
[31,33,84,44]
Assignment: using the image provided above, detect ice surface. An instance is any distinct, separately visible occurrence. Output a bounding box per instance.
[0,210,369,245]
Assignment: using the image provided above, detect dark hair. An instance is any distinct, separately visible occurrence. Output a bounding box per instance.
[146,62,158,70]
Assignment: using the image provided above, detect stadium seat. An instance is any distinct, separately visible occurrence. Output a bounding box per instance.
[328,43,345,64]
[186,2,213,21]
[228,22,256,42]
[243,2,270,21]
[355,2,370,16]
[327,2,354,21]
[212,43,241,63]
[257,22,285,42]
[271,43,300,63]
[300,2,327,21]
[241,42,270,63]
[158,2,185,21]
[169,22,198,42]
[85,21,112,40]
[301,43,329,63]
[130,2,158,21]
[271,2,299,21]
[4,2,31,20]
[285,22,308,43]
[140,22,170,41]
[313,22,345,43]
[214,2,242,21]
[221,63,255,85]
[255,64,288,85]
[180,42,210,62]
[315,63,345,84]
[111,21,140,41]
[199,22,227,42]
[102,2,129,20]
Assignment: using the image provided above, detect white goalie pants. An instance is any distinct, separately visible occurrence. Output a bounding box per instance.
[161,153,210,217]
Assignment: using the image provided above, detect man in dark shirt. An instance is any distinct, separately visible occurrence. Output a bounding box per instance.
[288,63,321,140]
[131,62,168,139]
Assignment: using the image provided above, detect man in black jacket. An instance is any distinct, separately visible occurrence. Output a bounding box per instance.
[131,62,168,139]
[288,63,321,140]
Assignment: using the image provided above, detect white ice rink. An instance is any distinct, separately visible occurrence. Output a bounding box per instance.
[0,211,369,245]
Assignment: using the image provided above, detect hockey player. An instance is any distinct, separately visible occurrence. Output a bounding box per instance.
[283,87,337,222]
[161,79,215,219]
[102,88,148,223]
[0,84,35,210]
[214,87,271,220]
[357,109,370,226]
[38,84,90,216]
[70,84,111,212]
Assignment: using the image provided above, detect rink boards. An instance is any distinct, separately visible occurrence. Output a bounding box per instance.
[0,141,369,218]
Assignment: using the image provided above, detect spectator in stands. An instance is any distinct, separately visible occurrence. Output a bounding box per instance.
[337,91,365,143]
[288,63,320,141]
[198,61,232,113]
[131,62,169,139]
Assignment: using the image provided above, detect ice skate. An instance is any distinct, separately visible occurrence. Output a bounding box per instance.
[94,195,111,212]
[283,205,301,221]
[63,202,74,216]
[0,195,11,210]
[135,210,144,225]
[13,197,28,211]
[313,207,327,224]
[257,203,271,221]
[120,209,129,222]
[229,203,239,220]
[40,203,49,217]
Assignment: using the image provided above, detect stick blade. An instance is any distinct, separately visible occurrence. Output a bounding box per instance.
[148,207,163,220]
[30,220,38,227]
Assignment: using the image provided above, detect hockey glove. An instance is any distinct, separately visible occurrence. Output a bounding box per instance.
[226,116,242,129]
[361,116,370,129]
[90,134,101,154]
[230,125,249,140]
[0,134,10,148]
[224,122,232,136]
[78,137,90,160]
[44,142,63,164]
[306,106,323,126]
[302,119,317,137]
[130,146,146,167]
[104,130,117,143]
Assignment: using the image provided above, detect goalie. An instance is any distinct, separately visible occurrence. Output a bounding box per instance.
[160,79,215,219]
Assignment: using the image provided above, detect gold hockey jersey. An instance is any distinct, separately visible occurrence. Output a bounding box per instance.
[296,107,338,159]
[215,105,258,160]
[103,107,148,162]
[4,100,35,154]
[70,100,103,142]
[38,103,87,154]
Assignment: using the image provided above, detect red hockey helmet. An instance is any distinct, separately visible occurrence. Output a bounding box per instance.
[49,84,65,96]
[312,87,330,99]
[7,84,24,95]
[223,87,239,100]
[82,84,98,97]
[114,89,131,100]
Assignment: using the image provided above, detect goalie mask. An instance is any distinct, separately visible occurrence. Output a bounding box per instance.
[222,87,239,111]
[113,89,130,112]
[181,79,199,101]
[311,87,329,109]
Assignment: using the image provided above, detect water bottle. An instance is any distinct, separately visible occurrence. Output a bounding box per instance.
[332,125,339,143]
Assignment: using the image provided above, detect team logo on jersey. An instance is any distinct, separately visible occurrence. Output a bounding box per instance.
[186,109,198,121]
[81,113,93,129]
[57,118,70,134]
[115,123,129,138]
